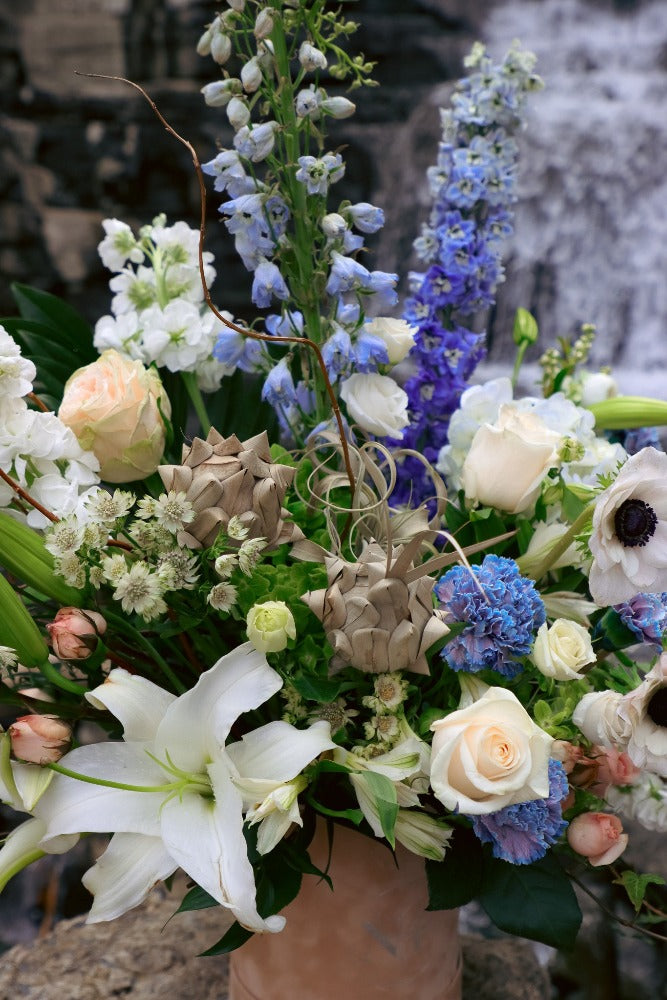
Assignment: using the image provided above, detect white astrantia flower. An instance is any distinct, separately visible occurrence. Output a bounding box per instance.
[208,582,239,612]
[112,563,167,620]
[588,447,667,606]
[34,644,334,930]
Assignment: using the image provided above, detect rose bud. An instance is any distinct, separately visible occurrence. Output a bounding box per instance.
[567,812,628,866]
[47,608,107,661]
[9,714,72,764]
[246,601,296,654]
[590,747,641,798]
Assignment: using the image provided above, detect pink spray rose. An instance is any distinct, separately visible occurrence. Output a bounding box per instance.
[9,714,72,764]
[47,608,107,660]
[567,812,628,866]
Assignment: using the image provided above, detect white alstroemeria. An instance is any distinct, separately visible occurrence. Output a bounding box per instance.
[393,810,453,862]
[34,645,331,932]
[227,720,335,855]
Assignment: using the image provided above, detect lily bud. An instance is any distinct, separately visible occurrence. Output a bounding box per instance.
[0,572,50,670]
[588,395,667,430]
[47,607,107,661]
[9,714,72,765]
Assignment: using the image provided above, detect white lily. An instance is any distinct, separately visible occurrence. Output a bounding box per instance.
[34,643,332,932]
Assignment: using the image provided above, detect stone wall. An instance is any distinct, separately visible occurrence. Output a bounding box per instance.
[0,0,490,327]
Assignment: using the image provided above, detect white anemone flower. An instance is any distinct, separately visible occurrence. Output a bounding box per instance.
[34,643,334,931]
[589,447,667,605]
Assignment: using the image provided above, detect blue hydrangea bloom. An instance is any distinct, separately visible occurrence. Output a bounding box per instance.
[470,760,569,865]
[615,593,667,645]
[434,554,546,677]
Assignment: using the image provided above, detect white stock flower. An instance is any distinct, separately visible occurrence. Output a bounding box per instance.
[340,373,409,439]
[588,447,667,605]
[531,619,595,681]
[35,644,333,930]
[98,220,144,272]
[0,327,36,399]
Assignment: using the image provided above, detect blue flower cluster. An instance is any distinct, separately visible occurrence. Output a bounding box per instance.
[434,554,546,678]
[392,42,543,506]
[470,760,569,864]
[615,592,667,645]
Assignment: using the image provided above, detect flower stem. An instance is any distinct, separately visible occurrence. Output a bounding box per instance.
[103,609,186,693]
[181,372,211,436]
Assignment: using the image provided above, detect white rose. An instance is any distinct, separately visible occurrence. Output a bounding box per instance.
[340,373,409,439]
[429,687,553,814]
[572,690,632,747]
[531,619,595,681]
[363,318,416,365]
[462,404,562,513]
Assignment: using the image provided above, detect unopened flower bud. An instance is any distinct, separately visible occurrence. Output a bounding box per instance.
[241,57,263,93]
[567,812,628,866]
[201,79,241,108]
[196,27,213,56]
[299,41,327,72]
[47,607,107,661]
[320,96,356,119]
[254,8,275,40]
[295,86,321,119]
[321,213,348,239]
[9,715,72,765]
[247,600,296,653]
[227,96,251,130]
[211,32,232,65]
[227,0,245,10]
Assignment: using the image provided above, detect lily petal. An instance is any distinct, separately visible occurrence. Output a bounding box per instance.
[161,759,284,934]
[226,720,334,783]
[86,668,176,742]
[35,743,164,840]
[0,817,76,893]
[154,643,282,772]
[82,832,177,922]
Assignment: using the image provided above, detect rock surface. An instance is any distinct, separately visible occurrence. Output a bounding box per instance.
[0,883,551,1000]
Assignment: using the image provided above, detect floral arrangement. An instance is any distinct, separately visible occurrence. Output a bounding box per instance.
[1,0,667,960]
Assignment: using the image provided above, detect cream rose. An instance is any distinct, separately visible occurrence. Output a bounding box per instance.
[429,687,553,814]
[363,318,416,365]
[531,619,595,681]
[461,404,562,513]
[59,350,171,483]
[247,601,297,653]
[573,689,632,748]
[339,373,409,439]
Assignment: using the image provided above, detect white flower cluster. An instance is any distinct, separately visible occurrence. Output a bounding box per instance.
[93,216,233,393]
[45,488,200,620]
[437,375,627,497]
[0,327,100,527]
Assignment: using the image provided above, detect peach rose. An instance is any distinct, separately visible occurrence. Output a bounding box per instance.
[429,687,553,814]
[59,350,171,483]
[591,747,641,797]
[567,812,628,866]
[47,608,107,661]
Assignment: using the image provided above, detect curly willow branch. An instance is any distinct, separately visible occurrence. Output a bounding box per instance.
[76,72,357,498]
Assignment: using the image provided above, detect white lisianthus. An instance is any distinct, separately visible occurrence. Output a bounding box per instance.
[430,687,553,814]
[588,447,667,605]
[340,373,409,439]
[462,404,562,513]
[247,601,296,653]
[34,644,334,930]
[363,318,417,365]
[531,619,595,681]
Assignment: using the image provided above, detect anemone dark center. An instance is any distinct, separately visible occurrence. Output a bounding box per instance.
[614,498,658,547]
[646,687,667,728]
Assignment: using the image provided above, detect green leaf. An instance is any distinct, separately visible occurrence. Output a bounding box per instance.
[175,885,219,914]
[615,870,666,913]
[10,282,95,351]
[199,920,253,956]
[426,826,484,909]
[292,673,345,703]
[479,851,581,950]
[354,771,398,848]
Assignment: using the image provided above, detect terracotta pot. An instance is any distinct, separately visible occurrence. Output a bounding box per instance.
[229,820,462,1000]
